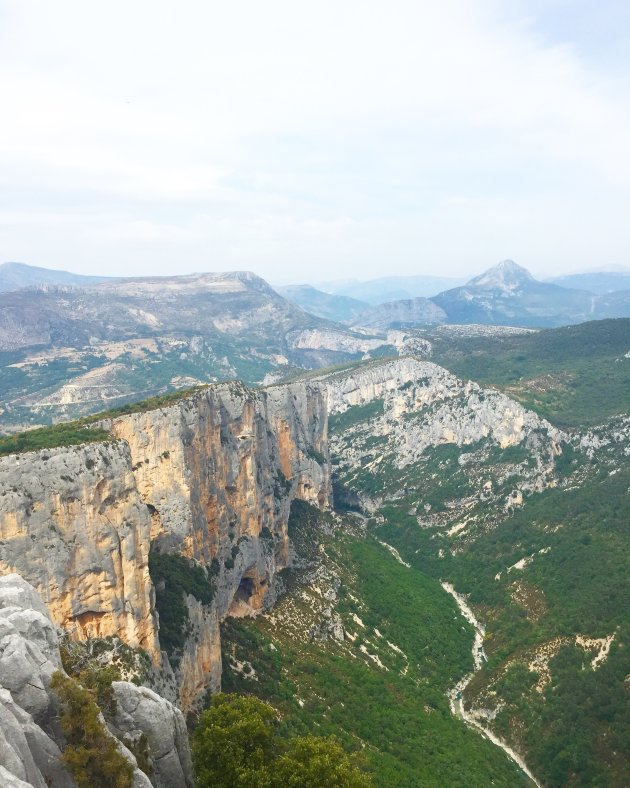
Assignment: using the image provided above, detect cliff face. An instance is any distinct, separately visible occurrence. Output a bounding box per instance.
[318,357,566,538]
[320,357,565,458]
[0,441,158,657]
[0,573,192,788]
[0,380,330,711]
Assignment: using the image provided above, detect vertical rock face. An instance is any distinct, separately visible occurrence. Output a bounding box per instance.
[0,442,159,660]
[0,380,330,710]
[101,380,330,708]
[108,682,195,788]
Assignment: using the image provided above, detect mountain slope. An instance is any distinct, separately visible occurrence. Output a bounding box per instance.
[317,274,467,305]
[275,284,369,322]
[547,271,630,294]
[423,318,630,427]
[431,260,597,327]
[0,271,386,431]
[0,261,111,291]
[353,296,447,329]
[222,505,528,786]
[313,349,630,787]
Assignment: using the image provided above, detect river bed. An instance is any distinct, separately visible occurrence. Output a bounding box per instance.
[441,581,541,787]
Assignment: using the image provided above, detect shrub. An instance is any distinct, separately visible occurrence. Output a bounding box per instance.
[192,693,372,788]
[50,671,134,788]
[148,550,216,665]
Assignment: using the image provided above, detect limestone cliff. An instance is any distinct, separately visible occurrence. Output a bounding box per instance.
[0,573,193,788]
[317,357,567,536]
[0,380,330,711]
[0,441,158,656]
[319,357,565,459]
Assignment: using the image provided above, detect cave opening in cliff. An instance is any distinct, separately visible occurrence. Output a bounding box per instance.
[234,575,255,604]
[229,569,266,617]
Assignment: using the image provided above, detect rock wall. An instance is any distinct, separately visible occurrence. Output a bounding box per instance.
[319,357,565,459]
[0,441,158,658]
[0,380,330,711]
[0,573,193,788]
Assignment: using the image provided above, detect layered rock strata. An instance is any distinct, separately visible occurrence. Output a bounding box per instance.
[319,357,565,460]
[0,381,330,711]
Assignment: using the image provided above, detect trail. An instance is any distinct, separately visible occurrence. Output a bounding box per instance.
[441,581,541,787]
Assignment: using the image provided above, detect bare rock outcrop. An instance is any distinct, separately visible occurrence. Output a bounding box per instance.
[0,573,193,788]
[108,682,194,788]
[319,357,565,461]
[0,379,331,711]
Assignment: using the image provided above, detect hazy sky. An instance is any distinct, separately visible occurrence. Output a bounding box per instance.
[1,0,630,283]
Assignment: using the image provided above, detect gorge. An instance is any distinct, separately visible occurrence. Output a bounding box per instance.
[1,334,629,786]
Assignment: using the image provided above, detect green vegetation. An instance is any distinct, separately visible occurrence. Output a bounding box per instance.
[81,384,210,422]
[193,693,371,787]
[329,399,385,432]
[222,505,527,786]
[59,636,151,698]
[50,671,134,788]
[364,459,630,786]
[321,336,630,785]
[0,383,210,455]
[148,550,218,666]
[0,422,111,457]
[428,319,630,427]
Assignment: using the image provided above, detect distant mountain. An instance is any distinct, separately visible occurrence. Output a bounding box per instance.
[353,297,446,329]
[547,271,630,294]
[431,260,600,327]
[0,261,111,292]
[315,274,467,305]
[0,271,387,431]
[592,288,630,319]
[275,284,369,322]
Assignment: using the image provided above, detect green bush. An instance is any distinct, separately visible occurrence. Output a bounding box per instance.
[0,424,110,457]
[148,550,217,666]
[50,671,134,788]
[192,694,372,788]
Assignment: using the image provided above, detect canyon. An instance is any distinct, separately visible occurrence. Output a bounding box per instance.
[0,340,628,786]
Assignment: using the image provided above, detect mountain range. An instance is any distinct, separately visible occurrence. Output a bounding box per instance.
[280,260,630,328]
[0,270,383,432]
[1,259,629,432]
[0,261,112,291]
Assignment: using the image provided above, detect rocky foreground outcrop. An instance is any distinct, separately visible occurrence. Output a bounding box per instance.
[0,380,330,711]
[0,573,193,788]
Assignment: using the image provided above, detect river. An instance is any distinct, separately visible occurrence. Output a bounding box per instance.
[441,581,542,787]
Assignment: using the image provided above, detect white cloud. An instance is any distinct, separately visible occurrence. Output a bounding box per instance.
[0,0,629,278]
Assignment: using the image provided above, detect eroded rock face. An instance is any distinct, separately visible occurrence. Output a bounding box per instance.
[0,379,330,711]
[0,442,159,661]
[0,573,193,788]
[319,357,565,460]
[108,682,194,788]
[286,328,385,355]
[0,575,70,788]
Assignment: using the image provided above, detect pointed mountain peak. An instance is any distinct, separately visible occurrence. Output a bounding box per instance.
[467,260,535,290]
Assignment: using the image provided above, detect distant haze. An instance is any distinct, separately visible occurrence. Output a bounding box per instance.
[1,1,630,281]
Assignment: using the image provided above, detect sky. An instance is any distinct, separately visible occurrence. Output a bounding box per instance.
[1,0,630,284]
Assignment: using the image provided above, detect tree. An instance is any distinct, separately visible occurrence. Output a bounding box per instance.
[192,694,277,787]
[274,734,372,787]
[50,671,134,788]
[192,694,373,787]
